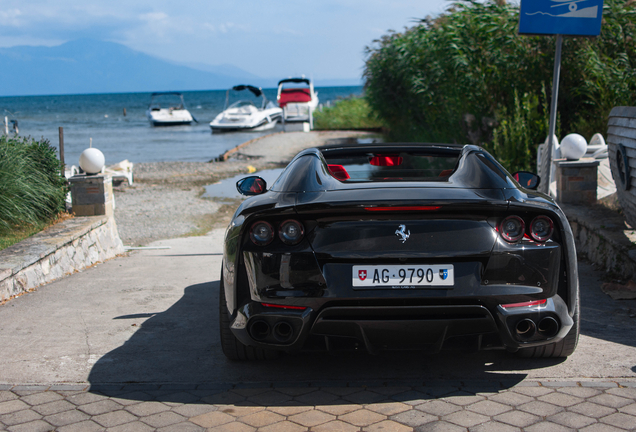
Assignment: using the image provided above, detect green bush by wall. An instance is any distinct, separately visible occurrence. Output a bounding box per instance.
[0,135,68,233]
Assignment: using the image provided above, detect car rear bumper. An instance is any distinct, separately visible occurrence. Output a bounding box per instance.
[229,294,573,354]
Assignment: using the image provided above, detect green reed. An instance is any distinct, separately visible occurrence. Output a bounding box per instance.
[0,135,68,237]
[313,96,384,131]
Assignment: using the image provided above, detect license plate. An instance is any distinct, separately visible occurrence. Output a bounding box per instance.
[352,265,454,288]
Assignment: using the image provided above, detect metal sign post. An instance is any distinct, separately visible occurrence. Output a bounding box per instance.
[543,34,563,194]
[518,0,604,195]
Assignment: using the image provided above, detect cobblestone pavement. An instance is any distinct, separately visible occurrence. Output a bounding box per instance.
[1,380,636,431]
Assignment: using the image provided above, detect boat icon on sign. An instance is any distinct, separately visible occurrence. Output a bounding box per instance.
[526,0,599,18]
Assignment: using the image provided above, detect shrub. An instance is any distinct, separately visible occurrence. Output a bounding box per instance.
[0,135,68,233]
[364,0,636,173]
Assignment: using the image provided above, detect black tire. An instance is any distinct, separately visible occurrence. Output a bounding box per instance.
[218,269,279,361]
[516,295,580,358]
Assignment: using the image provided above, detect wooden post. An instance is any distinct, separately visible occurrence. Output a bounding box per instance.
[59,127,65,177]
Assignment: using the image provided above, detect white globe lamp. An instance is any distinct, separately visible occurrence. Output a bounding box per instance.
[560,133,587,160]
[79,148,105,175]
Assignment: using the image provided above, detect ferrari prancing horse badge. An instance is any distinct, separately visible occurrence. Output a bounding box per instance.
[395,224,410,243]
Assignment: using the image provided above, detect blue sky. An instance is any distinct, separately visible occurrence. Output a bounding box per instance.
[0,0,448,81]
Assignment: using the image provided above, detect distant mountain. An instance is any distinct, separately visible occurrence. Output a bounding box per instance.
[313,78,363,87]
[165,63,363,89]
[180,62,265,83]
[171,62,363,89]
[0,39,363,97]
[0,39,267,96]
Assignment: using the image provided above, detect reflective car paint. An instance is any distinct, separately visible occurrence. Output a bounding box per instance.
[220,143,579,357]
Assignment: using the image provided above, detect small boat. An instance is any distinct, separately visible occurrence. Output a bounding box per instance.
[210,85,282,133]
[277,77,319,128]
[146,92,195,126]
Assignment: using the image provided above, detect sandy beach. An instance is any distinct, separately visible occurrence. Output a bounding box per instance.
[113,131,378,246]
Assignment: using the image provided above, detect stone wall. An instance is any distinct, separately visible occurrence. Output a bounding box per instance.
[607,106,636,228]
[0,216,124,302]
[563,203,636,282]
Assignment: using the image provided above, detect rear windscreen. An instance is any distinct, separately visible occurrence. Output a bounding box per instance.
[322,151,459,182]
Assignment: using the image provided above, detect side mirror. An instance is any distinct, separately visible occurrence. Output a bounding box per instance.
[236,176,267,196]
[513,171,541,190]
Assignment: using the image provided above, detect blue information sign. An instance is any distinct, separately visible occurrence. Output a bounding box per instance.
[519,0,604,36]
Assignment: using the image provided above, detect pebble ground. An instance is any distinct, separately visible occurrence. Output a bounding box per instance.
[113,131,377,246]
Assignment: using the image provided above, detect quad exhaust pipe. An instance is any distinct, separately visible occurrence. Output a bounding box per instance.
[515,318,536,340]
[273,321,294,343]
[249,320,270,341]
[248,319,295,343]
[537,317,559,338]
[514,317,560,340]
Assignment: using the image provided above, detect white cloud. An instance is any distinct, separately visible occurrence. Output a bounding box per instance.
[218,22,233,33]
[0,0,447,79]
[139,12,169,22]
[0,8,22,26]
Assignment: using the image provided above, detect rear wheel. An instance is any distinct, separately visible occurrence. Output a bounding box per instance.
[516,296,580,358]
[218,269,279,361]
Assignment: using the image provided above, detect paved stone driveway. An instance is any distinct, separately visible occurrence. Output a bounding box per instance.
[2,380,636,431]
[2,228,636,432]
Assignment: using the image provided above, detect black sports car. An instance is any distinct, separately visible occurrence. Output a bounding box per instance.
[219,143,579,360]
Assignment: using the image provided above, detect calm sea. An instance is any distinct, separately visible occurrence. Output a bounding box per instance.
[0,86,362,166]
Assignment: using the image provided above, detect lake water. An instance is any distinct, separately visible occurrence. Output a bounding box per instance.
[0,86,362,166]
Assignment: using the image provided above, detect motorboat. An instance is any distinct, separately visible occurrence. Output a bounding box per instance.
[146,92,195,126]
[277,77,319,128]
[210,85,282,132]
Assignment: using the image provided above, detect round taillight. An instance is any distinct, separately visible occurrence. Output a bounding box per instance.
[530,216,554,242]
[250,221,274,246]
[279,220,304,245]
[499,216,525,242]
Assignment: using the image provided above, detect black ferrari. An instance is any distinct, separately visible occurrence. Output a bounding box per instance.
[219,143,579,360]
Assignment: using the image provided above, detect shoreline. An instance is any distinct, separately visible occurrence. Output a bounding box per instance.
[215,131,285,162]
[113,131,378,246]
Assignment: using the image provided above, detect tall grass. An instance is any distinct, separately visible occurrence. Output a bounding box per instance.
[485,88,553,173]
[0,136,68,235]
[313,97,384,130]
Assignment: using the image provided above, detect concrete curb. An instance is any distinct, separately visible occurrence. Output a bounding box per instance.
[0,216,125,302]
[0,380,635,392]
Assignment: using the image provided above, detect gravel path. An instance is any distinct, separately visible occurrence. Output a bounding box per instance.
[113,131,377,246]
